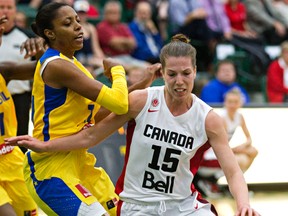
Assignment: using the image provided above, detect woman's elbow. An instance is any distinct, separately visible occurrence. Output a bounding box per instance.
[114,100,128,115]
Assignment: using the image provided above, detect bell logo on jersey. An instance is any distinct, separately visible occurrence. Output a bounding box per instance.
[75,184,92,198]
[0,143,14,155]
[142,171,175,194]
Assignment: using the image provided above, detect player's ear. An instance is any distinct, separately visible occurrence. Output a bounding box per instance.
[193,66,197,79]
[44,29,56,41]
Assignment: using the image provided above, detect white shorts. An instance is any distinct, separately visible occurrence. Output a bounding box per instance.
[118,192,217,216]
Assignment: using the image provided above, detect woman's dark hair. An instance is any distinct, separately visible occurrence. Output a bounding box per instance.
[160,34,197,69]
[31,2,69,45]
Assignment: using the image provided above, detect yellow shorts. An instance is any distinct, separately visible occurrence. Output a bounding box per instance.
[0,147,38,215]
[24,150,118,216]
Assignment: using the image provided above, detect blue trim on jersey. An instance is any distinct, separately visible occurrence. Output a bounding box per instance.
[27,152,82,215]
[43,85,67,141]
[27,151,37,182]
[39,48,60,64]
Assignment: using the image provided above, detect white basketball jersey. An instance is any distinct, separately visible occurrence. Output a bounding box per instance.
[116,86,213,202]
[220,109,241,141]
[203,109,242,161]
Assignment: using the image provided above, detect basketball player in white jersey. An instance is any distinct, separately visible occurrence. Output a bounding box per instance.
[6,34,261,216]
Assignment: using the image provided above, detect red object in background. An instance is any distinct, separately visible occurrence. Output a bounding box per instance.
[87,5,99,18]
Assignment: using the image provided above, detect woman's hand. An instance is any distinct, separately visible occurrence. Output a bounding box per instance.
[102,58,123,80]
[20,37,46,60]
[5,135,48,153]
[235,204,261,216]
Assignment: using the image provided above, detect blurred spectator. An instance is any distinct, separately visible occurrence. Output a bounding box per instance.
[202,0,233,42]
[201,0,234,72]
[129,1,163,64]
[153,0,169,42]
[168,0,213,71]
[0,0,34,153]
[97,0,136,56]
[15,10,28,29]
[195,88,258,198]
[224,0,272,75]
[243,0,288,45]
[273,0,288,25]
[97,0,150,84]
[225,0,258,38]
[74,0,104,77]
[200,59,250,104]
[168,0,210,43]
[267,40,288,103]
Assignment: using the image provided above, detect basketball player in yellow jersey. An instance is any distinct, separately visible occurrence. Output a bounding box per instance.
[0,14,38,216]
[0,65,38,215]
[19,2,129,216]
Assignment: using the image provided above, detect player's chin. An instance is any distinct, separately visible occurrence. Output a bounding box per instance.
[74,40,83,50]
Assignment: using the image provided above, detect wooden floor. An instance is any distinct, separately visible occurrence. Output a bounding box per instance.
[212,190,288,216]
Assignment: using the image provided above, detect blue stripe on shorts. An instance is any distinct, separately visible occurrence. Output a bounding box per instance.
[27,151,82,216]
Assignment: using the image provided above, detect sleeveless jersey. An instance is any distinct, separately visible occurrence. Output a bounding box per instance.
[220,109,241,141]
[202,109,242,162]
[115,86,212,202]
[0,74,16,155]
[27,48,100,180]
[0,74,26,181]
[32,48,100,141]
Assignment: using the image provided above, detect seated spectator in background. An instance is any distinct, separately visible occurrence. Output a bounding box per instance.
[200,59,250,104]
[97,0,136,56]
[169,0,210,43]
[225,0,258,39]
[267,40,288,103]
[202,0,233,43]
[168,0,213,71]
[74,0,104,77]
[195,88,258,198]
[97,0,150,84]
[243,0,288,45]
[224,0,272,75]
[129,1,163,64]
[201,0,235,72]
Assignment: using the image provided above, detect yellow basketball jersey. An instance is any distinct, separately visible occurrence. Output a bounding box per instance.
[32,48,100,141]
[27,48,100,180]
[0,74,26,181]
[24,49,119,214]
[0,74,17,155]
